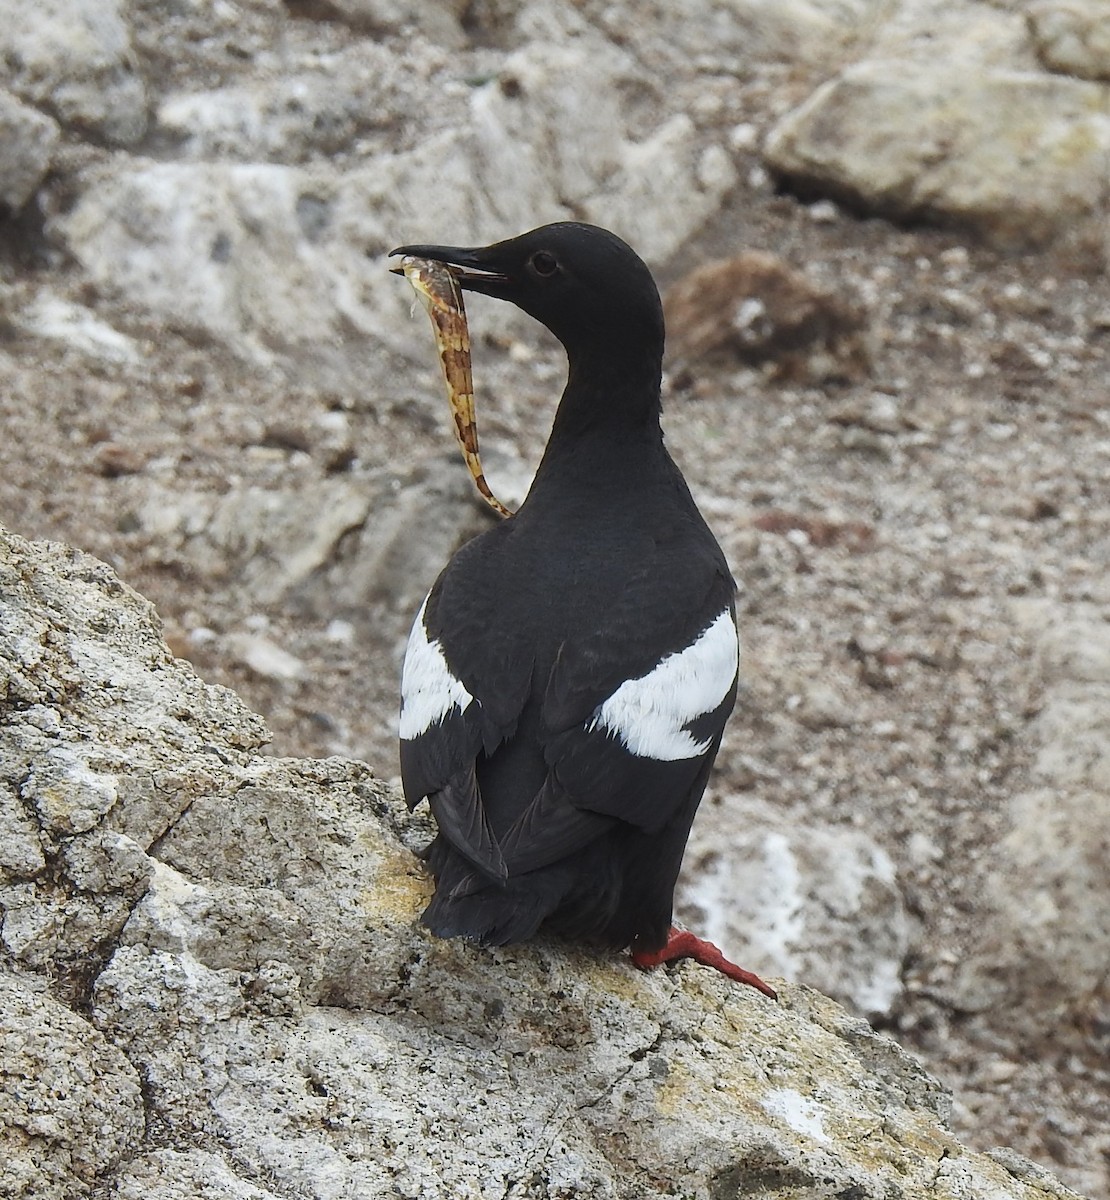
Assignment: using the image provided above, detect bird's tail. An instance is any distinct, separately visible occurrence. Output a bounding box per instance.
[420,835,562,946]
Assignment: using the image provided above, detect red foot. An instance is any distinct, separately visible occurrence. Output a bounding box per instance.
[631,927,778,999]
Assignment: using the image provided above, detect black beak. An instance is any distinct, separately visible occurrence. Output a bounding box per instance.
[388,243,510,293]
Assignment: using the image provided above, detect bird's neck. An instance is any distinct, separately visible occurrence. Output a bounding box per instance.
[524,342,670,505]
[548,340,664,443]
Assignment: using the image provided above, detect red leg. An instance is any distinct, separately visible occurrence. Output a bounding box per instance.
[631,927,778,999]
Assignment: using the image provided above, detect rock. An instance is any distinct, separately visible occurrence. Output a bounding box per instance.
[764,61,1110,249]
[793,681,858,730]
[949,601,1110,1034]
[137,478,344,597]
[0,973,144,1198]
[0,787,45,878]
[952,787,1110,1020]
[866,0,1034,67]
[58,37,736,361]
[677,795,912,1017]
[132,462,487,621]
[577,0,888,69]
[110,1149,282,1200]
[153,41,438,164]
[225,632,307,682]
[1028,1,1110,83]
[54,151,494,362]
[0,0,147,146]
[664,250,870,381]
[0,91,59,212]
[0,526,268,977]
[11,295,141,364]
[297,0,468,45]
[57,162,347,361]
[357,38,738,261]
[584,115,737,263]
[22,743,120,836]
[829,391,908,435]
[0,523,1086,1198]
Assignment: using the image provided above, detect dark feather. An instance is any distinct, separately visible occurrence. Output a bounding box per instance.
[396,222,741,956]
[426,769,507,881]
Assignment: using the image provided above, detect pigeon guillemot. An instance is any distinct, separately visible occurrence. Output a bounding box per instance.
[390,222,776,998]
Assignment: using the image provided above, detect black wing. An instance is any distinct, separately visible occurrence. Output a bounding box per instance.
[495,562,738,873]
[400,522,737,888]
[398,531,533,881]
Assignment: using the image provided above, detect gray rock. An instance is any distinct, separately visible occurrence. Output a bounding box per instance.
[55,154,488,362]
[0,523,1086,1199]
[576,0,887,68]
[12,295,141,364]
[58,37,736,360]
[952,786,1110,1019]
[225,632,307,682]
[460,36,736,257]
[0,0,147,146]
[0,91,59,211]
[1028,0,1110,83]
[677,795,912,1017]
[764,60,1110,249]
[0,776,46,878]
[950,601,1110,1029]
[57,162,348,360]
[153,42,439,164]
[305,0,468,45]
[0,973,144,1198]
[110,1150,282,1200]
[133,462,488,621]
[0,525,267,976]
[866,0,1035,67]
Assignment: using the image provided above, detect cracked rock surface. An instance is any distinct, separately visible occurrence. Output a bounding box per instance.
[0,526,1089,1198]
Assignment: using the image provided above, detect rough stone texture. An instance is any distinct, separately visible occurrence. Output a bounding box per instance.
[664,250,871,381]
[948,602,1110,1030]
[764,61,1110,249]
[58,162,348,361]
[1028,0,1110,83]
[8,294,140,363]
[866,0,1037,67]
[153,41,421,164]
[575,0,888,68]
[130,460,494,629]
[0,0,147,145]
[0,526,267,981]
[0,525,1087,1200]
[58,34,737,361]
[0,974,144,1198]
[677,796,912,1018]
[307,0,469,45]
[0,91,59,212]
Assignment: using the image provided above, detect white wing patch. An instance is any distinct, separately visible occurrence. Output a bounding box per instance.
[399,596,474,740]
[588,609,738,761]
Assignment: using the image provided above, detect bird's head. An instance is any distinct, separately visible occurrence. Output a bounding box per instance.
[390,222,664,361]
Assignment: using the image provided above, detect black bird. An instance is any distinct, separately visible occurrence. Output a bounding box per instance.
[390,223,775,998]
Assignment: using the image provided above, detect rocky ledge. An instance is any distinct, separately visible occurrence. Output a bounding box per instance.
[0,524,1086,1199]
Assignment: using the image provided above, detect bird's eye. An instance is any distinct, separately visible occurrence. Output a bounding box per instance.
[529,251,558,277]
